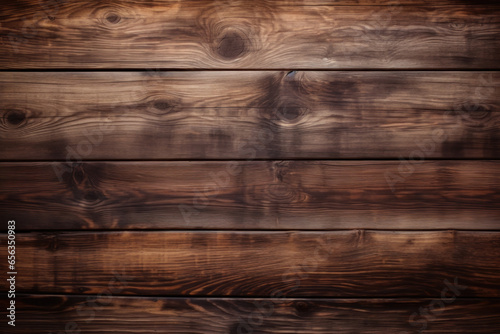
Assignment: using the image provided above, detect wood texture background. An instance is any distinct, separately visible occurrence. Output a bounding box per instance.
[1,0,499,333]
[1,161,499,230]
[1,231,499,297]
[1,71,499,160]
[2,295,500,333]
[1,1,499,69]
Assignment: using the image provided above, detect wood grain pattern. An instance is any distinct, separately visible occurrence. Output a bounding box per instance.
[2,1,499,333]
[1,231,499,297]
[1,71,499,160]
[2,295,500,333]
[2,161,499,230]
[1,1,499,69]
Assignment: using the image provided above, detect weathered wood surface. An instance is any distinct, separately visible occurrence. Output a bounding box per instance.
[2,295,500,333]
[1,71,499,160]
[1,231,499,297]
[1,1,499,332]
[1,1,499,69]
[1,161,499,230]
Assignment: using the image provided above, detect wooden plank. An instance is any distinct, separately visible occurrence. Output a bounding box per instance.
[2,295,500,334]
[1,231,499,297]
[1,71,499,160]
[1,161,499,230]
[1,1,499,69]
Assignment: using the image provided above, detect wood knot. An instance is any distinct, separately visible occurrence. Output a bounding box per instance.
[71,164,86,184]
[153,100,171,111]
[272,161,290,182]
[294,301,316,317]
[5,109,27,127]
[266,183,298,204]
[449,19,467,31]
[83,190,102,203]
[105,13,121,24]
[146,98,177,115]
[275,103,308,124]
[217,31,247,60]
[454,102,496,131]
[63,164,106,205]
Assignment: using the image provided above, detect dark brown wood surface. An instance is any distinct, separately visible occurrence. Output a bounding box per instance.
[2,1,499,332]
[1,1,499,69]
[1,71,499,160]
[1,161,499,230]
[1,295,499,333]
[1,230,499,297]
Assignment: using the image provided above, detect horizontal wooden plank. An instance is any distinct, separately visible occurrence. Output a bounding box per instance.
[1,71,499,160]
[1,231,499,297]
[1,161,499,230]
[2,295,500,333]
[0,1,499,69]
